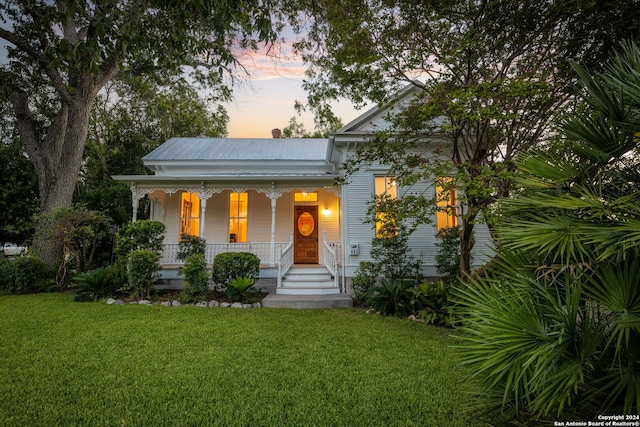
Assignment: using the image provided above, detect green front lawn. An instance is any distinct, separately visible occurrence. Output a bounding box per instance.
[0,293,482,427]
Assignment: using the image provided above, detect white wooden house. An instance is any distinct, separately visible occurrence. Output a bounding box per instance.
[114,86,493,297]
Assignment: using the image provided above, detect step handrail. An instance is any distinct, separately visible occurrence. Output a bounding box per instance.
[323,232,339,289]
[277,232,294,288]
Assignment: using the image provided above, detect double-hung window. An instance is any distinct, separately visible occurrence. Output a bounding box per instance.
[435,177,458,230]
[229,192,248,242]
[374,176,398,238]
[180,192,200,236]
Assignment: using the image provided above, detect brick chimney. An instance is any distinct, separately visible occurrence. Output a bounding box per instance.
[271,128,282,138]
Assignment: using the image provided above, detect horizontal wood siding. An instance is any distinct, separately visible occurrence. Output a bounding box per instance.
[342,167,495,277]
[164,192,181,243]
[343,168,375,273]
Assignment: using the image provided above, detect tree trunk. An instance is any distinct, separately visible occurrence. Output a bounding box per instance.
[459,212,477,278]
[11,82,102,267]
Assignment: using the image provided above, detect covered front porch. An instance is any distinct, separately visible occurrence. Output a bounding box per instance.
[115,177,345,294]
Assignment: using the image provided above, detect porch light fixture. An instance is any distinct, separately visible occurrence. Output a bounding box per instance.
[322,206,331,216]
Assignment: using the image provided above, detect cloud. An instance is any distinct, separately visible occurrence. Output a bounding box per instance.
[232,38,307,82]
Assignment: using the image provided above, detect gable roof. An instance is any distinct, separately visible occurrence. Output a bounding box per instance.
[333,83,423,139]
[143,137,329,162]
[142,137,336,177]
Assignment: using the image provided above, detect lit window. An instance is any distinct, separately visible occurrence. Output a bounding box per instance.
[436,177,457,230]
[374,176,397,238]
[294,192,318,202]
[180,192,200,236]
[229,192,248,243]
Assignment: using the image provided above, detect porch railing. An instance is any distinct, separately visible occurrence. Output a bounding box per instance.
[277,233,294,288]
[160,238,342,291]
[323,232,339,290]
[160,242,285,266]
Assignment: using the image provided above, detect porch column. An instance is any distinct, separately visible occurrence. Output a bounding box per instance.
[130,183,139,223]
[270,196,277,266]
[198,184,207,238]
[257,183,287,267]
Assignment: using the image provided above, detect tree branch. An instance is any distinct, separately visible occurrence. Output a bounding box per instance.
[0,27,72,104]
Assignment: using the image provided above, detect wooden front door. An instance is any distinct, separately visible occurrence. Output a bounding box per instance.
[294,205,318,264]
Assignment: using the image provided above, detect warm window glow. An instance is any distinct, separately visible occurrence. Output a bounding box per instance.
[374,176,398,238]
[229,192,248,242]
[180,192,200,236]
[294,192,318,202]
[436,177,458,230]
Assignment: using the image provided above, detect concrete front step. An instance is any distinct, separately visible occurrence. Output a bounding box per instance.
[262,293,353,309]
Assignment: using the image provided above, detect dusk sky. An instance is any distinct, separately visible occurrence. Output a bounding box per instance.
[223,38,363,138]
[0,27,364,139]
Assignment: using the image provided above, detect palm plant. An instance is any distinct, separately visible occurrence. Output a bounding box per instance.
[72,266,121,302]
[227,277,259,303]
[367,278,413,316]
[456,42,640,420]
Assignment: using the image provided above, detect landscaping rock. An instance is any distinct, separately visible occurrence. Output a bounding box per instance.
[208,300,220,307]
[231,302,243,308]
[171,300,181,307]
[139,300,151,305]
[252,302,262,309]
[106,298,117,305]
[161,301,171,307]
[220,302,231,308]
[242,304,252,309]
[195,301,207,307]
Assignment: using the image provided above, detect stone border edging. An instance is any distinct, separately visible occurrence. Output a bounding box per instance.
[106,298,262,309]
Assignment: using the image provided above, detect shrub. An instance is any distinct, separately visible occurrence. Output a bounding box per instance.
[39,206,114,277]
[350,261,378,303]
[11,256,54,294]
[0,257,16,294]
[72,266,122,302]
[367,278,413,317]
[411,280,457,327]
[369,225,423,283]
[227,277,259,304]
[435,226,462,280]
[179,253,210,303]
[177,234,206,261]
[115,220,166,262]
[126,249,160,299]
[211,252,260,292]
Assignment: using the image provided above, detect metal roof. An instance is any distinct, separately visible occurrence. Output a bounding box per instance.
[143,137,330,162]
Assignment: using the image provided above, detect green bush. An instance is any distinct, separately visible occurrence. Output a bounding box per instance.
[72,266,122,302]
[411,280,457,327]
[179,253,210,303]
[0,257,16,294]
[11,256,54,294]
[211,252,260,292]
[227,277,259,304]
[350,261,378,303]
[177,234,206,261]
[367,278,413,317]
[126,249,160,299]
[435,226,462,280]
[115,220,166,262]
[370,225,423,283]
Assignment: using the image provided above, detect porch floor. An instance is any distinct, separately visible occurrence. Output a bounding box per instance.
[262,293,353,309]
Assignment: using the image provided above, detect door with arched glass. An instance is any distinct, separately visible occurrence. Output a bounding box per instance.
[294,205,318,264]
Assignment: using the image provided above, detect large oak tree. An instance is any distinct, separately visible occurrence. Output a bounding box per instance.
[0,0,281,264]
